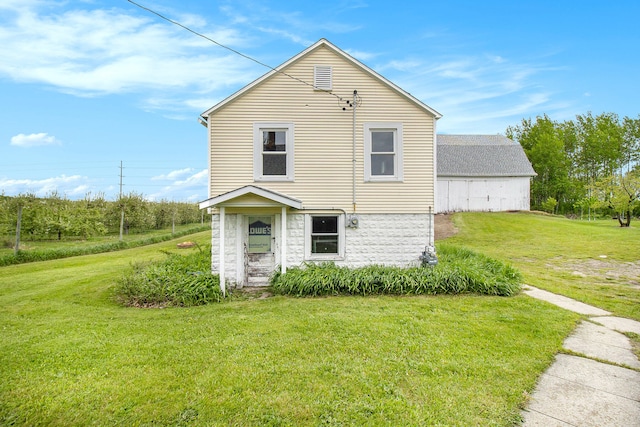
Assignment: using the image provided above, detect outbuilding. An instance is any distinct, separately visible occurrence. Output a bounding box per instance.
[436,134,536,213]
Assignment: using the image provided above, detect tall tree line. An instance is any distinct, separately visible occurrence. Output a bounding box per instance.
[506,112,640,219]
[0,192,207,241]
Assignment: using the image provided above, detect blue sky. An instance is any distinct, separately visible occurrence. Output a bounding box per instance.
[1,0,639,202]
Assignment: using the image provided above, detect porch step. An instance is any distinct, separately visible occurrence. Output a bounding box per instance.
[247,253,274,287]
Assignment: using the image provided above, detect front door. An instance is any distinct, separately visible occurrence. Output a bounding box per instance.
[246,216,275,287]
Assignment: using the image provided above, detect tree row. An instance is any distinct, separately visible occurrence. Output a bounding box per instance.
[0,191,207,241]
[506,112,640,225]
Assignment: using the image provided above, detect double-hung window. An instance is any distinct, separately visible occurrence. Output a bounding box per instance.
[253,122,294,181]
[364,122,403,182]
[305,214,344,260]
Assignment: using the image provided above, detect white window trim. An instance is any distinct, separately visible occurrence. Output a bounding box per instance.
[304,214,345,261]
[364,122,404,182]
[253,122,295,182]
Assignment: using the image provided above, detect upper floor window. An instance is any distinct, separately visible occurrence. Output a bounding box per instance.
[253,122,294,181]
[364,122,403,182]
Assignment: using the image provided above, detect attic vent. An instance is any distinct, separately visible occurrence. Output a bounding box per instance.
[314,65,332,90]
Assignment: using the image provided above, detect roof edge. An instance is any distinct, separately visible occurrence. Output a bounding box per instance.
[202,39,442,119]
[198,185,303,210]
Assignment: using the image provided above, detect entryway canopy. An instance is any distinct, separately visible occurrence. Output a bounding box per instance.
[198,185,303,210]
[199,186,302,295]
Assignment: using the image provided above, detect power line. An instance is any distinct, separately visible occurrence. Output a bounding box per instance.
[126,0,349,104]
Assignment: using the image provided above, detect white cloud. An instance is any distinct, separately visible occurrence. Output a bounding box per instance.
[147,169,208,201]
[10,133,62,147]
[0,175,86,197]
[219,3,359,46]
[376,52,569,133]
[0,3,259,100]
[151,168,195,181]
[344,49,378,62]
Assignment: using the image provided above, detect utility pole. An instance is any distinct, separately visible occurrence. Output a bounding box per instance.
[119,161,125,241]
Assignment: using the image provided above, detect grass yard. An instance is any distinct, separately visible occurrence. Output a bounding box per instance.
[0,227,580,426]
[443,212,640,321]
[0,223,208,255]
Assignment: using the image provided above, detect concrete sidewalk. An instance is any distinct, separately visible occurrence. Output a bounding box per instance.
[521,286,640,426]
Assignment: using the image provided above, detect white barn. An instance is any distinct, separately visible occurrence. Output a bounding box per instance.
[436,135,536,213]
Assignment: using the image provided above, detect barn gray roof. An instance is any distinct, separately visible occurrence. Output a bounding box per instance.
[437,134,537,177]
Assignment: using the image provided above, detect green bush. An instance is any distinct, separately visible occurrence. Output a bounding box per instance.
[114,245,222,307]
[541,197,558,214]
[272,244,522,297]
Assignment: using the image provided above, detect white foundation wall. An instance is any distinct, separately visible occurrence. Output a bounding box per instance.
[210,213,240,282]
[210,213,434,285]
[340,213,431,268]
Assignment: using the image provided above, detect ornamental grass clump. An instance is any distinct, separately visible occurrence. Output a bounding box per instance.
[271,244,521,297]
[114,245,222,307]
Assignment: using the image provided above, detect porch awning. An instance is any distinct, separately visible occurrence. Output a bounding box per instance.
[198,185,303,210]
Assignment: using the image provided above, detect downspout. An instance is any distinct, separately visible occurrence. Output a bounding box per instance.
[352,90,357,213]
[431,122,438,249]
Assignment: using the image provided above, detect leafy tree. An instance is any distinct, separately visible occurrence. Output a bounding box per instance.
[37,191,73,240]
[574,112,624,183]
[622,116,640,173]
[68,193,108,238]
[507,111,639,217]
[506,115,573,211]
[540,197,558,214]
[592,171,640,227]
[110,192,154,234]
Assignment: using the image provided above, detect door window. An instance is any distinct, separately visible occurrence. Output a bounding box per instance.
[248,216,272,253]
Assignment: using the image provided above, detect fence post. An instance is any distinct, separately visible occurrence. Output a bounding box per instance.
[15,205,22,256]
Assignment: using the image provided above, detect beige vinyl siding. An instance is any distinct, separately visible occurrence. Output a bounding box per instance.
[208,45,435,214]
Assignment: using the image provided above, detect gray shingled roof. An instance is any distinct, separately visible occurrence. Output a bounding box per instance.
[437,134,537,177]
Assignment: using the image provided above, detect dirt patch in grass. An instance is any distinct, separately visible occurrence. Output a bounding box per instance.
[548,259,640,288]
[435,214,458,241]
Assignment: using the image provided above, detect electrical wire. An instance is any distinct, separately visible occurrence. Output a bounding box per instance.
[127,0,352,105]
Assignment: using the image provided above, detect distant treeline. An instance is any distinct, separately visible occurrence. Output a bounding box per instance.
[507,112,640,221]
[0,191,208,241]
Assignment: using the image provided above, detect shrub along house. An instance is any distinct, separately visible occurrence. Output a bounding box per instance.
[198,39,441,290]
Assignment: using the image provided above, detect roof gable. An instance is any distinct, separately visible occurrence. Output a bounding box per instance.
[199,185,303,209]
[202,39,441,119]
[437,134,537,177]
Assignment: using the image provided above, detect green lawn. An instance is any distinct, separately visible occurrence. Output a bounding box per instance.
[444,212,640,321]
[0,226,580,426]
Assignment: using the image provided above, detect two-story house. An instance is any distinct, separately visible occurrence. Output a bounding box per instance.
[198,39,441,290]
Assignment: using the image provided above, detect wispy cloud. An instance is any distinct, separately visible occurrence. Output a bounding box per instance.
[151,168,195,181]
[0,3,259,105]
[345,49,379,62]
[0,175,87,197]
[148,169,208,201]
[376,53,567,133]
[218,3,359,47]
[10,133,62,147]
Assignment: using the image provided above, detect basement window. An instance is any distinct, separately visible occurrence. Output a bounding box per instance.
[305,214,345,260]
